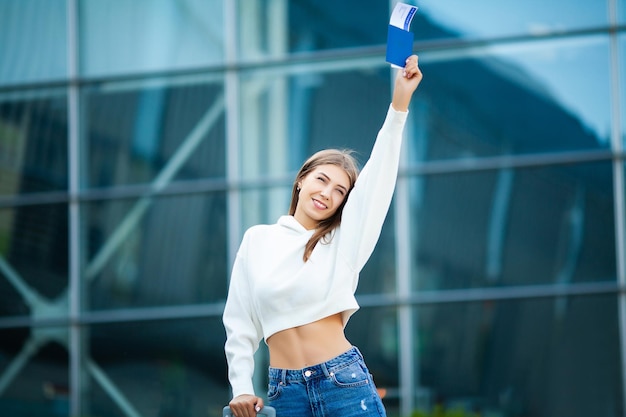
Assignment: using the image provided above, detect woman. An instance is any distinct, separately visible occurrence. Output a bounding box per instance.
[223,55,422,417]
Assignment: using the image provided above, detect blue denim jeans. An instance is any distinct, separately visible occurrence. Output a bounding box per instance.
[267,347,387,417]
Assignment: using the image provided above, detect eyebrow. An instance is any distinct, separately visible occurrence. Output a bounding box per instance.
[318,171,349,194]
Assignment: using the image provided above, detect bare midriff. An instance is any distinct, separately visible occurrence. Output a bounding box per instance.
[266,313,353,369]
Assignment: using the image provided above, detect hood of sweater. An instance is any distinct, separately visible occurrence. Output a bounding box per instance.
[277,215,313,234]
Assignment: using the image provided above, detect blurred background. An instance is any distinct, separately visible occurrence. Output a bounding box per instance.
[0,0,625,416]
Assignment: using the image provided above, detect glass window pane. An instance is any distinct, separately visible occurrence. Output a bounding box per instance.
[84,318,227,417]
[0,0,67,86]
[360,206,396,295]
[410,161,615,290]
[238,1,390,58]
[240,186,291,235]
[79,0,224,77]
[83,193,227,311]
[239,62,391,180]
[415,295,621,416]
[0,327,69,415]
[416,0,608,42]
[412,35,611,161]
[618,34,626,146]
[0,203,69,318]
[0,90,68,195]
[82,75,225,189]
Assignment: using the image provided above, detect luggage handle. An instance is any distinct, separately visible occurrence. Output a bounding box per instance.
[223,405,276,417]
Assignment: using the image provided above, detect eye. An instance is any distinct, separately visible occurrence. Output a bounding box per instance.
[336,188,345,197]
[317,176,327,183]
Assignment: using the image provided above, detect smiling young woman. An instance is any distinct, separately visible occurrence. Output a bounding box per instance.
[223,55,422,417]
[294,164,351,227]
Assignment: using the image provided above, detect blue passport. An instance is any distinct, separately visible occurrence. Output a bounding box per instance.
[386,24,414,68]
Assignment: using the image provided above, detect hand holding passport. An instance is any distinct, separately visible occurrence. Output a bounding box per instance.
[386,3,418,68]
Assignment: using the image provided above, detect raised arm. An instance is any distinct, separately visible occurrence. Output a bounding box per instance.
[338,55,422,271]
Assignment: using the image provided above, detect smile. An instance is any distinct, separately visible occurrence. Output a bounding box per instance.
[312,198,328,210]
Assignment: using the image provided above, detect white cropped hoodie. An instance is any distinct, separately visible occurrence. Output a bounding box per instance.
[223,104,408,398]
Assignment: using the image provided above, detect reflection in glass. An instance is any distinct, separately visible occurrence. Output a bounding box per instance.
[240,186,292,234]
[82,76,225,189]
[415,295,621,417]
[83,192,227,310]
[85,318,228,417]
[409,162,615,290]
[0,90,68,195]
[0,0,67,85]
[238,1,389,58]
[0,203,69,318]
[239,65,391,180]
[412,36,611,161]
[415,0,607,41]
[0,327,70,416]
[79,0,224,76]
[622,34,626,148]
[360,206,397,296]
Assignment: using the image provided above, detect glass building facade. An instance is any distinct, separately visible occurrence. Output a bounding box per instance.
[0,0,624,416]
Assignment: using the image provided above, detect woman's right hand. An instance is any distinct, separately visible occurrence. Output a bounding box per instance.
[229,394,264,417]
[392,54,423,112]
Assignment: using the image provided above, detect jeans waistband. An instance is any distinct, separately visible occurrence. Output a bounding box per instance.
[268,346,363,383]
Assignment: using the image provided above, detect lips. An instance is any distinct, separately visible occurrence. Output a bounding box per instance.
[312,198,328,210]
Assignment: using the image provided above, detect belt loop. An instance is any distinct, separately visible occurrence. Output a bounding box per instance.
[281,369,287,385]
[320,361,330,378]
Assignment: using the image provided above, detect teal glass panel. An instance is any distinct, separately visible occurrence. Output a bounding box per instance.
[0,0,67,86]
[411,35,611,161]
[0,203,69,318]
[83,192,227,311]
[239,1,609,56]
[84,317,228,417]
[238,1,390,58]
[239,62,391,180]
[0,327,70,416]
[81,75,225,189]
[360,204,397,295]
[416,0,608,42]
[240,186,292,236]
[79,0,224,77]
[0,90,68,195]
[414,295,621,416]
[618,33,626,146]
[409,161,615,290]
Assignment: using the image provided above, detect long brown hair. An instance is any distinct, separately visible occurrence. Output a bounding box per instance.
[289,149,360,262]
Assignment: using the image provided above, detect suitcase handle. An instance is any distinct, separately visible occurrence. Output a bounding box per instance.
[223,405,276,417]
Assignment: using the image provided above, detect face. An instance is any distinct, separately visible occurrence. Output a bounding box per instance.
[293,164,351,230]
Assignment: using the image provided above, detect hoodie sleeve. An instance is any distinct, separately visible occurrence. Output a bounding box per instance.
[222,231,263,398]
[338,104,408,272]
